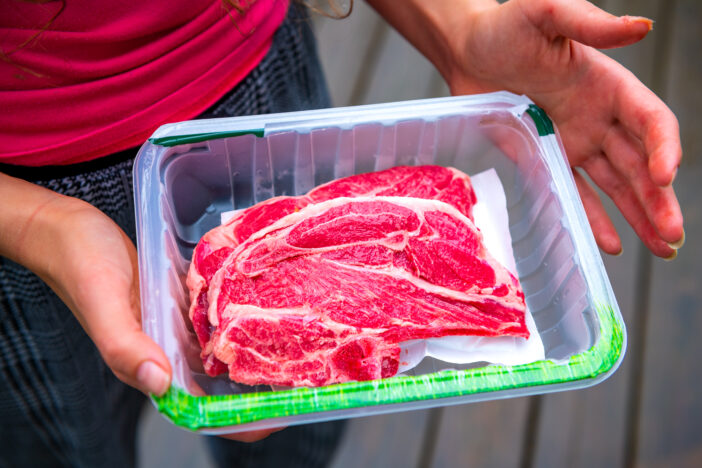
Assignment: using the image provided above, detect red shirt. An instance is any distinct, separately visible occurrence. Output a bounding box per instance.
[0,0,289,166]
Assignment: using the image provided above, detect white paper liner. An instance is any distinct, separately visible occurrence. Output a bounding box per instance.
[221,168,545,376]
[221,210,242,224]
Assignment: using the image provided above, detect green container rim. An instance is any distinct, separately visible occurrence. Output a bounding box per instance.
[153,302,622,431]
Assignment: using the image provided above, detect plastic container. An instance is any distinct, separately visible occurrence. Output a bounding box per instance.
[133,91,625,433]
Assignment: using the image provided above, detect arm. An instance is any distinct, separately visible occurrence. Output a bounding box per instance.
[0,172,172,395]
[0,172,279,441]
[367,0,684,258]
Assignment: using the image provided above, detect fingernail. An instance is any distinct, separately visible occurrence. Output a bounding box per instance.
[667,229,685,250]
[663,249,678,262]
[627,16,653,31]
[136,361,170,396]
[614,247,623,257]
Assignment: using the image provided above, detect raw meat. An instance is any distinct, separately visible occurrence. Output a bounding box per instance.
[187,196,309,374]
[186,166,478,375]
[204,196,527,387]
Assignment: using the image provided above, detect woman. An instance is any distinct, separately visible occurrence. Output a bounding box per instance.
[0,0,684,466]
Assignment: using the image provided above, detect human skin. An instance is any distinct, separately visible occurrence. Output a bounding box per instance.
[368,0,684,258]
[0,0,684,443]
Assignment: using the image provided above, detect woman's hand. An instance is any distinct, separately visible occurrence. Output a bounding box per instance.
[0,174,275,442]
[370,0,684,258]
[0,174,173,396]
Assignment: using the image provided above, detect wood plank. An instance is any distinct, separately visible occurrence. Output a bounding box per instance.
[660,0,702,164]
[137,403,215,468]
[314,2,451,107]
[636,167,702,468]
[429,399,531,468]
[330,410,431,468]
[529,0,664,466]
[358,23,446,105]
[636,0,702,466]
[312,2,385,107]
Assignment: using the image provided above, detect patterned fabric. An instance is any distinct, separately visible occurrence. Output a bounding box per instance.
[0,158,145,468]
[0,4,343,468]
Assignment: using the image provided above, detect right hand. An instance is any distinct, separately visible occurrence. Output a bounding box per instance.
[0,173,276,442]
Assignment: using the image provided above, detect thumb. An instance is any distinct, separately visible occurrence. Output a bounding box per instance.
[72,237,173,397]
[36,200,173,396]
[93,313,173,396]
[525,0,652,49]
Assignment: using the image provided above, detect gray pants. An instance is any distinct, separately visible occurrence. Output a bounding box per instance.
[0,5,345,467]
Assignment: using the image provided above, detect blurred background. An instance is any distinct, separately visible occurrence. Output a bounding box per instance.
[138,1,702,466]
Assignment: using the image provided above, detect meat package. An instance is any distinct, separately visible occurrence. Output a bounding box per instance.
[187,166,528,387]
[135,92,625,433]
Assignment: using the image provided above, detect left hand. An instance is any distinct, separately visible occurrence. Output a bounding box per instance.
[445,0,683,258]
[370,0,684,258]
[0,173,278,442]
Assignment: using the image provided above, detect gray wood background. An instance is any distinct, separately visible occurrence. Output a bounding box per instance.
[138,1,702,466]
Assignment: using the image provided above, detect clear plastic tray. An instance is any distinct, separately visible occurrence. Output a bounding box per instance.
[133,91,625,433]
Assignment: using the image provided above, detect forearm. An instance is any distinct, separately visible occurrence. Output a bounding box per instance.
[365,0,497,85]
[0,172,77,278]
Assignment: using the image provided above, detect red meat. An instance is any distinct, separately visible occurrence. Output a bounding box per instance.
[186,166,478,375]
[204,197,526,387]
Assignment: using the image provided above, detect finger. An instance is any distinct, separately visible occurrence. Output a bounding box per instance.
[602,124,684,244]
[572,169,622,255]
[581,154,675,258]
[521,0,652,48]
[613,75,682,186]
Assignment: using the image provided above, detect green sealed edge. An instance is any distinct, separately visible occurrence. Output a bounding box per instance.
[149,129,264,147]
[526,104,555,136]
[154,303,623,430]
